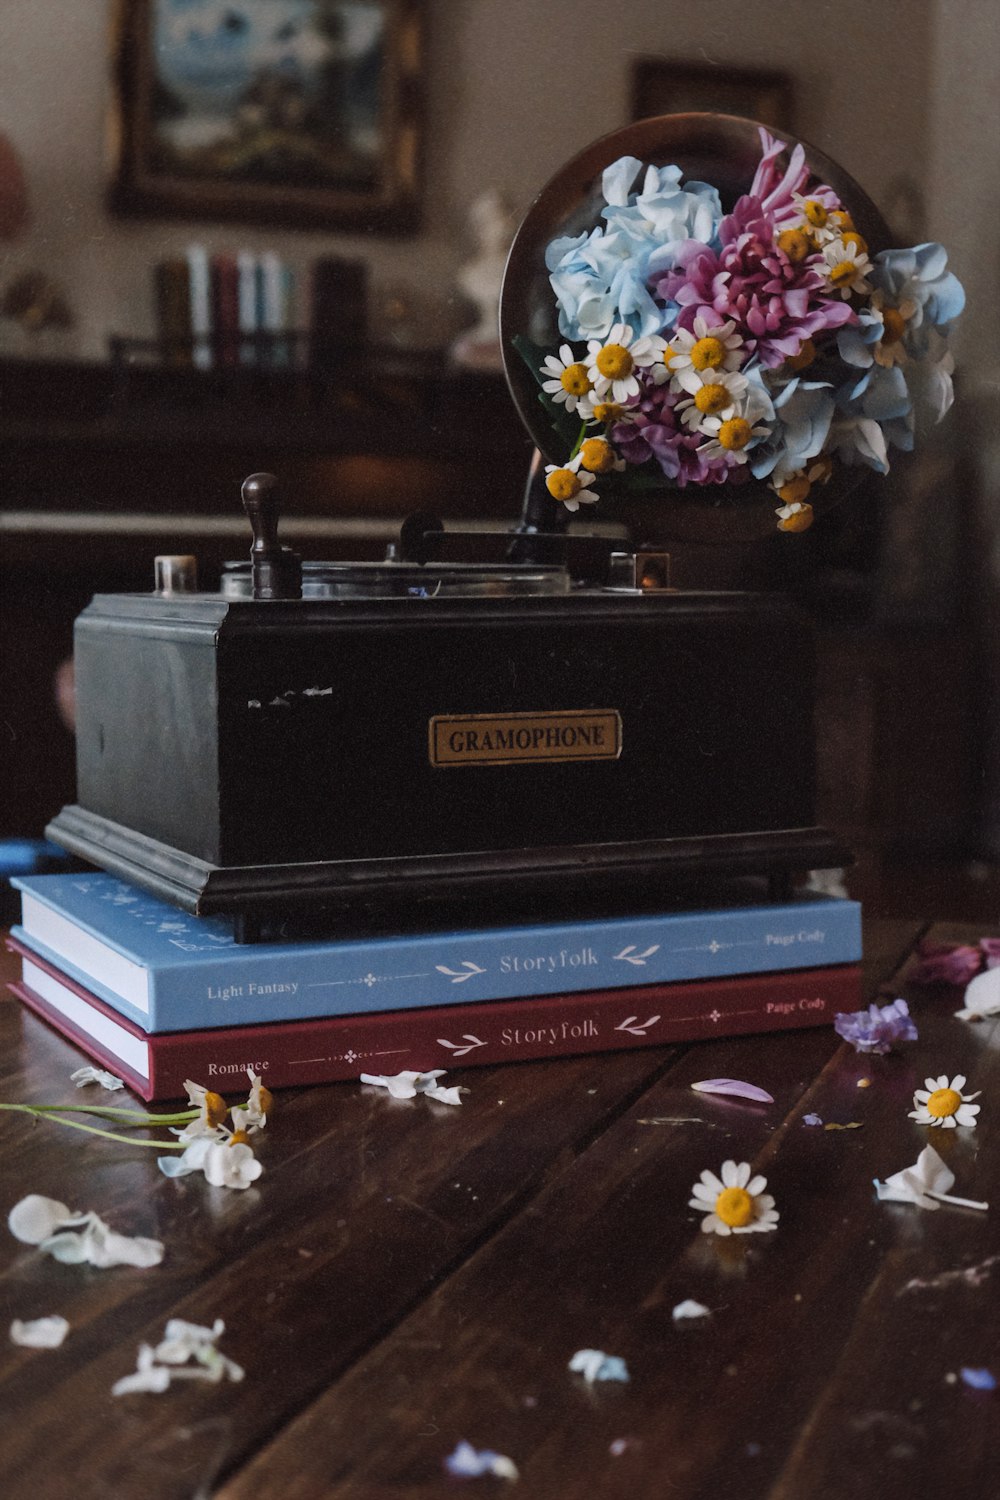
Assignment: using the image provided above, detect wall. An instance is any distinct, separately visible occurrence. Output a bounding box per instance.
[0,0,943,360]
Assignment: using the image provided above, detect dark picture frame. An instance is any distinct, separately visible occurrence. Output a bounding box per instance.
[108,0,423,232]
[630,58,794,132]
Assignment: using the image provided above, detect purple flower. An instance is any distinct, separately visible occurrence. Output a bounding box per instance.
[834,997,918,1054]
[910,941,984,987]
[979,938,1000,970]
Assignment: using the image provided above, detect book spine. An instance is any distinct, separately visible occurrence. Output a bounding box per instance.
[258,252,293,367]
[210,253,240,367]
[236,251,259,366]
[185,245,213,370]
[12,897,864,1033]
[10,963,863,1102]
[154,259,192,368]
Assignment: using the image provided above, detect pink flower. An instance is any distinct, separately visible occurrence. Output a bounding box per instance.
[909,941,984,987]
[979,938,1000,969]
[653,198,855,367]
[747,129,840,226]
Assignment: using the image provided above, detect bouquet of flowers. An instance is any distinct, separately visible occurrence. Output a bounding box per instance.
[518,129,963,531]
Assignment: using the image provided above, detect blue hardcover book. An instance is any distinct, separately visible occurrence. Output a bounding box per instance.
[11,874,862,1035]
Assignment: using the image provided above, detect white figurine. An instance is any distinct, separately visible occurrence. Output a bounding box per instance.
[451,189,516,371]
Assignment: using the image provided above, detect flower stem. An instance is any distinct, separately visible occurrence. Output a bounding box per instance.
[1,1104,187,1149]
[13,1103,199,1127]
[569,421,587,460]
[926,1189,989,1211]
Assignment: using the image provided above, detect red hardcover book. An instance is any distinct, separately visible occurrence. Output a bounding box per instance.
[7,937,860,1102]
[210,253,240,366]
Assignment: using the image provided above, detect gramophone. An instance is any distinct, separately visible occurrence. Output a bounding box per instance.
[50,113,960,941]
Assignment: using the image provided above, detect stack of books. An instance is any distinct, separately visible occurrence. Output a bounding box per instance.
[6,874,862,1101]
[154,247,296,371]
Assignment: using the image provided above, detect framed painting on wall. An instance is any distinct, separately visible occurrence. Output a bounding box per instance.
[630,58,794,132]
[109,0,423,232]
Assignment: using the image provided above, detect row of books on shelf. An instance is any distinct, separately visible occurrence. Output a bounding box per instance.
[7,874,864,1102]
[152,248,367,371]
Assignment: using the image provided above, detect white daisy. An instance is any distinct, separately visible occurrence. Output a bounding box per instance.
[661,316,745,388]
[543,452,599,512]
[674,367,749,432]
[689,1160,779,1237]
[909,1074,981,1130]
[822,238,874,299]
[698,385,773,465]
[586,322,668,403]
[540,343,594,414]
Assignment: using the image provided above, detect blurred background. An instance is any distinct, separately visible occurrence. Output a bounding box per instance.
[1,0,998,916]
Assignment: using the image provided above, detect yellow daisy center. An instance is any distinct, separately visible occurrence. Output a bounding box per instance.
[841,230,868,256]
[830,209,855,231]
[596,343,633,380]
[714,1186,754,1228]
[662,344,677,368]
[229,1129,252,1147]
[777,502,814,533]
[204,1091,228,1129]
[926,1087,962,1118]
[787,338,817,371]
[829,260,858,289]
[777,475,811,505]
[718,417,752,451]
[777,227,814,264]
[803,198,828,228]
[690,336,726,372]
[560,363,591,396]
[694,382,730,415]
[593,400,624,423]
[256,1085,273,1115]
[580,437,616,473]
[545,468,581,502]
[881,307,907,345]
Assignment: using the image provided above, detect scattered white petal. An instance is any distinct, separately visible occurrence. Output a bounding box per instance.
[113,1319,243,1396]
[691,1079,775,1104]
[444,1439,519,1480]
[672,1299,711,1322]
[8,1196,163,1268]
[568,1348,630,1383]
[956,967,1000,1021]
[10,1316,69,1349]
[8,1195,77,1245]
[70,1065,125,1091]
[361,1069,464,1105]
[874,1145,988,1211]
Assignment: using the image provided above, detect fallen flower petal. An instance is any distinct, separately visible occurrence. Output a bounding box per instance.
[910,941,983,987]
[980,938,1000,969]
[8,1195,77,1245]
[360,1069,462,1103]
[113,1320,243,1395]
[10,1315,69,1349]
[960,1367,997,1391]
[955,967,1000,1021]
[803,1113,823,1126]
[569,1348,630,1383]
[874,1145,988,1211]
[672,1299,711,1321]
[444,1440,519,1481]
[824,1121,864,1131]
[8,1195,164,1268]
[70,1066,125,1091]
[834,997,917,1054]
[690,1079,774,1104]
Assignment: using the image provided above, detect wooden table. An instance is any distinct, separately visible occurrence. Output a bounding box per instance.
[1,916,998,1499]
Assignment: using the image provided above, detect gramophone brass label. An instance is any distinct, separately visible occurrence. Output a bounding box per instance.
[429,710,622,767]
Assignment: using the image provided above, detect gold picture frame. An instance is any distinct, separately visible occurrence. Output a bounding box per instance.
[630,58,794,132]
[108,0,423,232]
